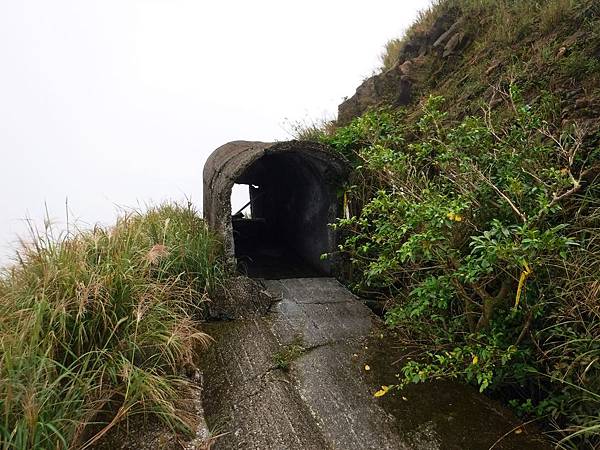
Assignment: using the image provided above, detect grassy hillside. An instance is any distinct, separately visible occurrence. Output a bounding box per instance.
[308,0,600,447]
[0,203,223,449]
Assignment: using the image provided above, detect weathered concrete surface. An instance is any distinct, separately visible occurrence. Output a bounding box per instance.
[207,275,273,320]
[201,278,550,450]
[202,141,348,274]
[201,318,331,450]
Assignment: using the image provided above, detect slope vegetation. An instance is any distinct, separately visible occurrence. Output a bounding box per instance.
[307,0,600,447]
[0,203,223,449]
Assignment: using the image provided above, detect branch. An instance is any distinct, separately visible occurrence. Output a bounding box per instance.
[452,278,481,333]
[530,163,600,225]
[475,278,513,331]
[515,310,533,346]
[474,166,527,223]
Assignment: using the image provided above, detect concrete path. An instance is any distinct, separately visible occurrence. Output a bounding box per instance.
[201,278,550,450]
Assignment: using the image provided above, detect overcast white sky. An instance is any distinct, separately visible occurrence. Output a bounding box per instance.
[0,0,431,262]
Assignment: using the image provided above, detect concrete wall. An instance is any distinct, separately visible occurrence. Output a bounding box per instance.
[203,140,348,275]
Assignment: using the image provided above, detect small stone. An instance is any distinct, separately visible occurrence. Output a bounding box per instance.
[399,60,413,76]
[443,32,465,58]
[433,18,464,48]
[560,30,584,49]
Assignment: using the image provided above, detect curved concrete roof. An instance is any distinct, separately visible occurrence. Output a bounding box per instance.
[203,140,349,267]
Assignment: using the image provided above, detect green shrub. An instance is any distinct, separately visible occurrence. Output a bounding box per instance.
[328,89,600,446]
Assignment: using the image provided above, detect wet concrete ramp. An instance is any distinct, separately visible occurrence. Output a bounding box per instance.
[202,278,549,450]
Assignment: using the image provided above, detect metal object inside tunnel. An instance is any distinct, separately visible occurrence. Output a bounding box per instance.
[203,141,348,278]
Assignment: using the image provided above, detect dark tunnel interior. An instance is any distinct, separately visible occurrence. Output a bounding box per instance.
[231,152,337,279]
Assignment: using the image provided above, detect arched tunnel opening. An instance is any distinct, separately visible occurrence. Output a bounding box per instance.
[232,152,337,278]
[203,141,347,280]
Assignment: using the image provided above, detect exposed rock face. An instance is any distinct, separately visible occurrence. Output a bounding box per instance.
[432,17,464,48]
[337,66,411,126]
[337,12,467,126]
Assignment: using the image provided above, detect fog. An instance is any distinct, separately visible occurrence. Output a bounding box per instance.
[0,0,431,263]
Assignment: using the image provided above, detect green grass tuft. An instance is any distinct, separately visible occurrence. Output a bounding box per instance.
[0,202,224,449]
[272,339,306,372]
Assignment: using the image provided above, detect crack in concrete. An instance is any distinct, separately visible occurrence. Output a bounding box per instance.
[240,375,291,403]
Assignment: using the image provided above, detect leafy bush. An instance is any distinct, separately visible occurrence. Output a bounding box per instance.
[0,202,224,449]
[326,88,599,446]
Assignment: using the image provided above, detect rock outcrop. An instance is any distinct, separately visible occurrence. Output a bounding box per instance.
[337,12,468,125]
[337,66,412,126]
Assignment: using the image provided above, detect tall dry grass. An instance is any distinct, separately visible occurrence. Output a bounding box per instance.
[0,202,224,449]
[542,207,600,449]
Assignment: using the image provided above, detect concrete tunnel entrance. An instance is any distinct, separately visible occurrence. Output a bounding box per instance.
[203,141,348,278]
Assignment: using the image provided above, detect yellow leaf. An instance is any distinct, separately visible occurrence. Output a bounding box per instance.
[364,365,371,371]
[343,191,350,219]
[446,212,463,222]
[374,385,391,397]
[472,355,479,365]
[514,262,533,307]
